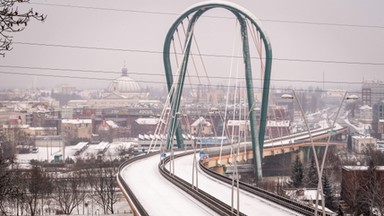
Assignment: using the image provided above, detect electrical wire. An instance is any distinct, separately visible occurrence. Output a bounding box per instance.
[0,69,367,87]
[13,41,384,66]
[30,2,384,30]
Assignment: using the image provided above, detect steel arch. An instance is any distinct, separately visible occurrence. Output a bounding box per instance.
[163,1,272,180]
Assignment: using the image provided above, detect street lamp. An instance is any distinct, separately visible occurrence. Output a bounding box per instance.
[281,90,323,213]
[315,92,358,215]
[282,91,358,215]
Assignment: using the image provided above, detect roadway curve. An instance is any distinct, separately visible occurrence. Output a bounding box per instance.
[119,153,218,216]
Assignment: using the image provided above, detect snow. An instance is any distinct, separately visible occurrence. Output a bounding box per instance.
[72,142,88,150]
[61,119,92,124]
[170,153,301,216]
[120,153,218,216]
[17,146,63,163]
[15,141,135,166]
[134,118,159,125]
[264,123,343,147]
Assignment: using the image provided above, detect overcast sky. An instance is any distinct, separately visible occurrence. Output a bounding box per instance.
[1,0,383,91]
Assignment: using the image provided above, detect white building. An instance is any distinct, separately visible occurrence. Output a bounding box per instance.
[358,105,372,123]
[65,67,149,109]
[352,135,377,153]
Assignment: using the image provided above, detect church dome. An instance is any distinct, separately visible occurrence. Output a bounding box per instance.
[108,67,141,93]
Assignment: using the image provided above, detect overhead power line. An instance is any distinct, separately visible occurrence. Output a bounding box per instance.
[0,64,366,85]
[0,70,369,96]
[31,2,384,29]
[0,70,364,86]
[13,41,384,66]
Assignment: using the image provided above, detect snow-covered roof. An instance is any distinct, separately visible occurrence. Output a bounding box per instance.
[285,188,321,201]
[343,166,384,171]
[352,135,376,140]
[3,124,29,129]
[62,119,92,124]
[106,120,119,128]
[360,105,372,110]
[95,142,110,150]
[191,117,211,127]
[267,120,290,127]
[28,127,56,131]
[135,118,160,125]
[227,120,248,126]
[72,142,88,150]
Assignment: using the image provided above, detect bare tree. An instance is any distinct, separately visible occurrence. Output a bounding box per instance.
[341,160,384,215]
[0,0,46,56]
[53,172,86,215]
[0,158,12,215]
[25,165,51,216]
[88,165,119,214]
[115,144,133,160]
[106,167,119,214]
[8,165,29,216]
[357,160,384,215]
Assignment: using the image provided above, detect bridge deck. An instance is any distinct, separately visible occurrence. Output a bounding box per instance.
[120,153,218,216]
[172,153,302,215]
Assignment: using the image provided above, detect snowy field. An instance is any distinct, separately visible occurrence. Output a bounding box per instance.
[16,141,134,166]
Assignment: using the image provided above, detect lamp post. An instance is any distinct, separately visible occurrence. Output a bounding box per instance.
[281,91,323,213]
[315,92,358,215]
[282,91,358,215]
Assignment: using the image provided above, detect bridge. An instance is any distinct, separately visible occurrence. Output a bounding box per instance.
[117,124,343,216]
[203,124,347,167]
[117,1,344,215]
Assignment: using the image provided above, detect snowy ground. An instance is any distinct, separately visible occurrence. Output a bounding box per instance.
[16,141,134,167]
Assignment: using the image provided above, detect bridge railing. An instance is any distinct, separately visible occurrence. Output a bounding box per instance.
[159,151,246,216]
[116,152,158,216]
[199,158,334,216]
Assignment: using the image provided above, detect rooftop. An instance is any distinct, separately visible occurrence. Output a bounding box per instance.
[62,119,92,124]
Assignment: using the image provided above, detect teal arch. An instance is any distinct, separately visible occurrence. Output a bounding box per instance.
[163,1,272,180]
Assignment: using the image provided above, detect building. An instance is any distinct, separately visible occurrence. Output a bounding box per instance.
[191,117,213,136]
[61,119,93,144]
[341,166,384,213]
[378,120,384,139]
[96,119,119,142]
[358,105,372,124]
[131,118,160,137]
[351,135,377,153]
[372,100,384,138]
[84,67,149,108]
[362,80,384,106]
[227,120,249,137]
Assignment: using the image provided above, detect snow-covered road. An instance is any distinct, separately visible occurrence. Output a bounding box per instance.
[170,153,301,215]
[121,151,302,215]
[120,153,218,216]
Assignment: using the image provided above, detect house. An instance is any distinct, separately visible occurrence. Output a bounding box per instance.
[191,117,213,136]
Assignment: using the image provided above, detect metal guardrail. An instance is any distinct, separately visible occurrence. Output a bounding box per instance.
[159,151,246,216]
[117,153,158,216]
[117,150,335,216]
[199,159,334,216]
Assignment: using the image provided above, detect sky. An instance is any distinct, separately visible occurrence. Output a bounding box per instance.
[1,0,384,92]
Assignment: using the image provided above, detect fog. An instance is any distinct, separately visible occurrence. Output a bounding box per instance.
[1,0,383,91]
